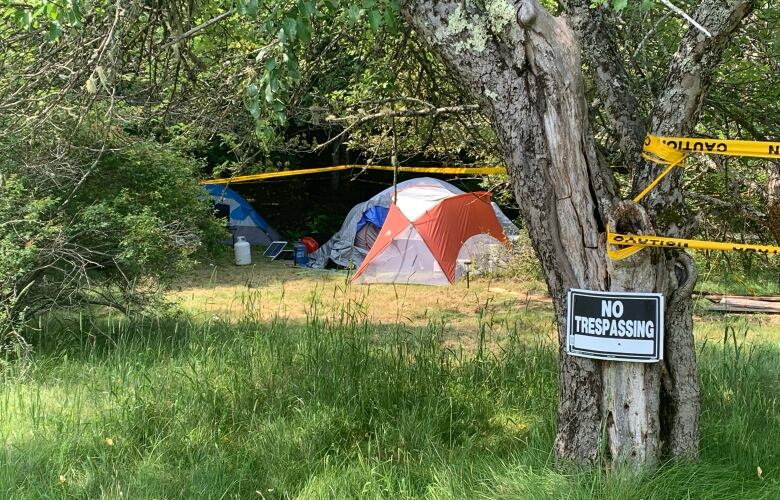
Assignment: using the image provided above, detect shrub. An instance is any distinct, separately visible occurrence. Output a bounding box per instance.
[0,114,225,346]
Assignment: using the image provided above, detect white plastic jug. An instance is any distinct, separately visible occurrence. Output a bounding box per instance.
[234,236,252,265]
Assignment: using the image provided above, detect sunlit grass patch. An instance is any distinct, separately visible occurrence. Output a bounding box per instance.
[169,252,551,336]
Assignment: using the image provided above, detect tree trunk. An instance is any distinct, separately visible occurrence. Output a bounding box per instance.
[402,0,753,465]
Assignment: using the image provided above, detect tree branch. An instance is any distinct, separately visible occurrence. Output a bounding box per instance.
[315,104,480,151]
[658,0,712,38]
[326,104,479,122]
[159,8,235,51]
[563,0,647,170]
[631,0,757,234]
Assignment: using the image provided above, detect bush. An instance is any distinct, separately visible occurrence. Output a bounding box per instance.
[0,114,224,346]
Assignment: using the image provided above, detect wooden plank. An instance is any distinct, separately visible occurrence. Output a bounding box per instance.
[699,292,780,303]
[705,297,780,313]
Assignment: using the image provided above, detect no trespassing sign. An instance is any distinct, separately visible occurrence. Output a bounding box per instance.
[566,288,664,363]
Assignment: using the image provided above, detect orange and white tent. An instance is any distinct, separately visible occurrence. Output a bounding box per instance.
[351,182,509,285]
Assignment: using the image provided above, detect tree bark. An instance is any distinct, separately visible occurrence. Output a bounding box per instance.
[564,0,647,170]
[564,0,753,460]
[402,0,754,465]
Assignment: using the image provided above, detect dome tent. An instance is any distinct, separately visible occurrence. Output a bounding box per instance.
[309,178,519,281]
[351,183,509,285]
[309,177,519,269]
[204,185,282,245]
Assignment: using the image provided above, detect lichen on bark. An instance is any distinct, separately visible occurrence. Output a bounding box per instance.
[443,0,518,54]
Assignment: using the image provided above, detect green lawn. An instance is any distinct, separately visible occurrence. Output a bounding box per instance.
[1,258,779,498]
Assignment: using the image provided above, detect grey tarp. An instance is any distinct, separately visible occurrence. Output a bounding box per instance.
[308,177,519,269]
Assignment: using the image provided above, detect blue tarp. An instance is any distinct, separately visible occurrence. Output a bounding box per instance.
[356,206,388,232]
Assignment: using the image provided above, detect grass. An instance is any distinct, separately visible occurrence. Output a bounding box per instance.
[169,248,552,337]
[171,250,780,347]
[1,309,779,498]
[1,255,779,498]
[695,253,780,296]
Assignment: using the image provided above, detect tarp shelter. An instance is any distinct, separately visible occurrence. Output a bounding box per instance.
[308,178,519,270]
[204,185,282,245]
[352,186,509,285]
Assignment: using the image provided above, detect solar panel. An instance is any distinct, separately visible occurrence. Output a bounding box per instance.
[263,241,287,258]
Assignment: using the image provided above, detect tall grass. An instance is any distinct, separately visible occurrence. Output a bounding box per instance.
[1,305,778,498]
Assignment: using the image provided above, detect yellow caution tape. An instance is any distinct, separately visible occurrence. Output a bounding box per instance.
[607,232,780,261]
[634,134,780,203]
[353,165,506,175]
[644,134,780,161]
[608,133,780,260]
[202,165,350,184]
[201,164,507,185]
[632,160,683,203]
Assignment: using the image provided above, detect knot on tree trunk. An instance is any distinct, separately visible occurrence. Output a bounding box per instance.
[606,200,660,291]
[608,200,654,237]
[670,251,697,300]
[516,0,538,26]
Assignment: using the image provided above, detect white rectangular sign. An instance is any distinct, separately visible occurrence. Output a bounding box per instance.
[566,288,664,363]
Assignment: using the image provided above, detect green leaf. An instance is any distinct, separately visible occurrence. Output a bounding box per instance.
[299,1,316,17]
[287,57,301,81]
[264,59,277,71]
[612,0,628,10]
[383,9,397,34]
[297,18,311,43]
[265,83,274,103]
[47,21,63,41]
[70,2,83,24]
[238,0,259,17]
[368,9,382,31]
[20,10,33,29]
[247,83,259,98]
[248,99,260,118]
[272,101,287,125]
[347,5,362,22]
[282,18,297,42]
[640,0,654,10]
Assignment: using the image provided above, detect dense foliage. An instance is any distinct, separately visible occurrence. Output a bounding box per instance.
[0,112,223,345]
